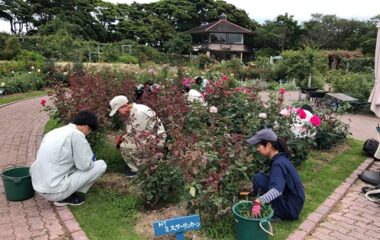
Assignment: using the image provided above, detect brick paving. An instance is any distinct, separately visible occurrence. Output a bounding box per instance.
[0,97,87,240]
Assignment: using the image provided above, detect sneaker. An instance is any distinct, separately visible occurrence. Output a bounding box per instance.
[125,169,137,178]
[54,193,85,207]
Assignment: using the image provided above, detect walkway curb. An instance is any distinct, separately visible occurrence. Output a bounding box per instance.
[54,206,89,240]
[287,158,374,240]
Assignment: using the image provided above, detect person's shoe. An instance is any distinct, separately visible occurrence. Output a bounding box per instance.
[54,193,85,207]
[125,169,137,178]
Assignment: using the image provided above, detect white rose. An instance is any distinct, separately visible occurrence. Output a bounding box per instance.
[258,113,267,119]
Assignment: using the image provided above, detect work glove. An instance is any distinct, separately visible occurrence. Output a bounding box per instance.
[251,200,261,218]
[115,135,123,149]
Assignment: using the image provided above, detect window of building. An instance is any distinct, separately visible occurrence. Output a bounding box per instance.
[210,33,243,44]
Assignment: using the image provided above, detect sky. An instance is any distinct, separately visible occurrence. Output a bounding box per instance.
[1,0,379,33]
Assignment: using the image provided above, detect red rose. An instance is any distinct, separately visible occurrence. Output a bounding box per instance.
[297,108,306,119]
[279,88,286,94]
[310,115,321,127]
[40,99,46,107]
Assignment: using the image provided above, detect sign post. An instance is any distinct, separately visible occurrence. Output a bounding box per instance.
[153,215,201,240]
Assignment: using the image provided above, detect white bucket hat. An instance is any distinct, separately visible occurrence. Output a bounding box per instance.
[109,95,129,116]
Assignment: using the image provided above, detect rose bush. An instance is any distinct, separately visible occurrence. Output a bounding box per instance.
[48,67,348,228]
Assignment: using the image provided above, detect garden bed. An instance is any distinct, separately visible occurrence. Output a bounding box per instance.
[64,138,366,240]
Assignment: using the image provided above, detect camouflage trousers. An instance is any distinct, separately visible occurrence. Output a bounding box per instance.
[119,136,165,172]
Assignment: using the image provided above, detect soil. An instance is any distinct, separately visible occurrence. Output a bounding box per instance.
[96,172,133,195]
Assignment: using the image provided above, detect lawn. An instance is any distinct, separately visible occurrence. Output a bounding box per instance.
[0,90,48,105]
[63,133,365,240]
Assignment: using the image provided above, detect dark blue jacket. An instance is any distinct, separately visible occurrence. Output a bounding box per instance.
[269,152,305,219]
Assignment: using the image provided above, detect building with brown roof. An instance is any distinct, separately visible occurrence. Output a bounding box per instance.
[184,13,253,61]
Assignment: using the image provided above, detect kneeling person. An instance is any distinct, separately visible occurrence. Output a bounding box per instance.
[30,111,107,206]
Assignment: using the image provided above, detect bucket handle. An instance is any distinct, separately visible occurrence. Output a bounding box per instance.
[259,219,273,236]
[0,165,30,184]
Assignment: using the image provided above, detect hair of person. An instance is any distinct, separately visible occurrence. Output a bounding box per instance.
[257,138,291,156]
[301,104,313,114]
[183,85,190,92]
[72,111,98,131]
[195,76,203,85]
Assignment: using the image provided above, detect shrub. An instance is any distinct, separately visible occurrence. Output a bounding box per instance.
[15,50,46,70]
[280,48,328,88]
[315,110,349,149]
[2,72,45,94]
[118,55,139,64]
[328,71,373,101]
[134,161,184,208]
[340,57,374,73]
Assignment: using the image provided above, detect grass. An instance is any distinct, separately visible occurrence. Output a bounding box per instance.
[69,188,142,240]
[0,90,48,105]
[43,117,366,239]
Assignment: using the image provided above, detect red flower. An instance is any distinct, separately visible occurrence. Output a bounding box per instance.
[279,88,286,94]
[297,108,306,119]
[310,115,321,127]
[221,75,229,82]
[40,99,46,107]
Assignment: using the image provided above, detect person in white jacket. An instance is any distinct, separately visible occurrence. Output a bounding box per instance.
[30,111,107,206]
[109,95,167,177]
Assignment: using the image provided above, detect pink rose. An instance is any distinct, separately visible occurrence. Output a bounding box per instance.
[209,106,218,113]
[182,78,191,87]
[279,108,290,117]
[279,88,286,94]
[297,108,306,119]
[40,99,46,107]
[310,115,321,127]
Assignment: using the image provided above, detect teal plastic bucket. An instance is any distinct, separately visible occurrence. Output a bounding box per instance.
[232,201,274,240]
[1,166,35,201]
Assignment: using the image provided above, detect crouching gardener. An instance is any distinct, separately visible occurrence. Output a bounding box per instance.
[109,95,166,177]
[30,111,107,206]
[247,128,305,220]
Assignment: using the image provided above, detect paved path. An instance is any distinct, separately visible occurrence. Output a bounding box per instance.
[0,97,87,240]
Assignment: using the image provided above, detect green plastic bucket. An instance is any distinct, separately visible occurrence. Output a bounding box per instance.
[1,166,35,201]
[232,201,274,240]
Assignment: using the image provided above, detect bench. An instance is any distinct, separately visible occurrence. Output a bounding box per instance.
[326,93,358,111]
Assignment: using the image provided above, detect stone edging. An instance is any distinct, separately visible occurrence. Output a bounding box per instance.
[287,158,374,240]
[54,206,89,240]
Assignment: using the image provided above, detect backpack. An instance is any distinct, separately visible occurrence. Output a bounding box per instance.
[362,138,379,157]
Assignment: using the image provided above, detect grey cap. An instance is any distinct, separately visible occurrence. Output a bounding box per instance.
[247,128,277,145]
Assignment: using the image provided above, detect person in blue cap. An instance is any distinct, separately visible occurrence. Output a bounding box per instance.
[247,128,305,220]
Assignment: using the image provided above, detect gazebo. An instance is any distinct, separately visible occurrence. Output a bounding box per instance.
[184,13,253,62]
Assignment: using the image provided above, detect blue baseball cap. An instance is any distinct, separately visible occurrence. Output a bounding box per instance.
[247,128,277,145]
